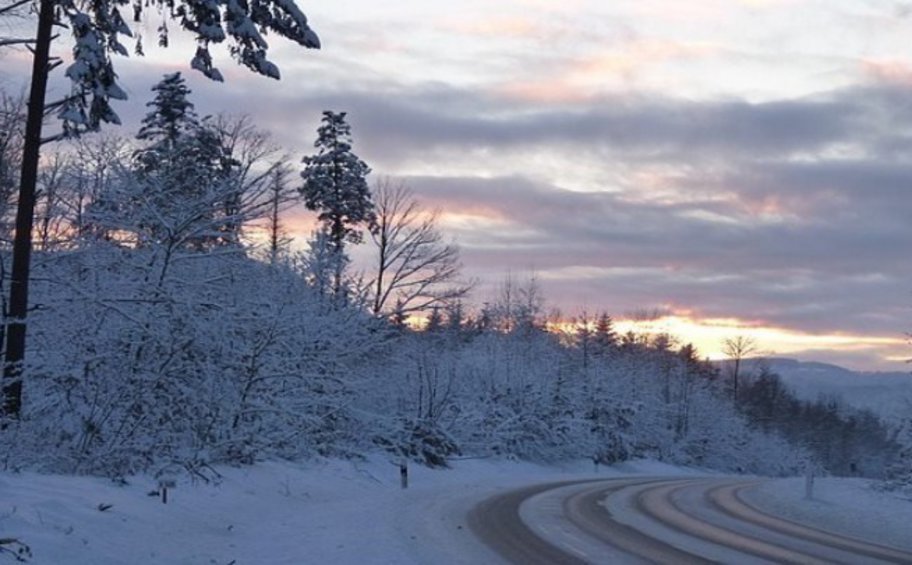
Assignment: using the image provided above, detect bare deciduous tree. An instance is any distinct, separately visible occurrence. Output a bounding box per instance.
[262,167,296,265]
[0,90,25,242]
[367,179,472,317]
[722,335,757,403]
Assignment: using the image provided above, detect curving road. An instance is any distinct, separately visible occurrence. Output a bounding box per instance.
[467,477,912,564]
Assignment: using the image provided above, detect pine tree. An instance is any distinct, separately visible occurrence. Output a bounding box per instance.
[574,314,593,369]
[300,111,375,294]
[445,301,465,335]
[136,73,198,148]
[425,306,443,332]
[593,312,618,355]
[124,73,237,248]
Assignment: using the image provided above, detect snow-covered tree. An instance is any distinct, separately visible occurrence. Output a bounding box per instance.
[54,134,132,242]
[262,167,296,265]
[207,114,293,249]
[300,111,375,294]
[52,0,321,134]
[297,231,348,299]
[488,273,546,335]
[136,73,199,148]
[101,73,236,249]
[0,90,24,241]
[882,416,912,493]
[2,0,320,418]
[92,75,282,253]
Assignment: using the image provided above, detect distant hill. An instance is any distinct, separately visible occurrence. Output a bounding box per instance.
[733,358,912,424]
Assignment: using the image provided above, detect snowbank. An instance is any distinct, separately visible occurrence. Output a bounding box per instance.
[0,457,602,564]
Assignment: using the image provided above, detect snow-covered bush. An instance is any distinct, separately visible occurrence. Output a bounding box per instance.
[1,244,380,475]
[372,418,460,468]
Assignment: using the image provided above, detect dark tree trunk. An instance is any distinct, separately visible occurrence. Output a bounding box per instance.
[2,0,55,418]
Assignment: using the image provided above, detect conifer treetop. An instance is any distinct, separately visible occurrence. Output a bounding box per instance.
[300,111,375,248]
[56,0,320,136]
[136,73,199,146]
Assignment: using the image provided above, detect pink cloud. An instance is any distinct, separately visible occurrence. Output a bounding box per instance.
[491,39,719,103]
[441,16,542,39]
[861,59,912,86]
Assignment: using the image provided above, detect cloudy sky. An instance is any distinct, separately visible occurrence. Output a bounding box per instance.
[4,0,912,369]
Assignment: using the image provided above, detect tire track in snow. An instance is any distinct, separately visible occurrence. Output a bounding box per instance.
[706,482,912,564]
[470,476,912,565]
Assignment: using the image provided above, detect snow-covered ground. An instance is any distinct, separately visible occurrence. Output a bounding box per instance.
[744,476,912,552]
[2,458,911,564]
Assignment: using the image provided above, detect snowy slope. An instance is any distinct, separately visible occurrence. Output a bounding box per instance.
[744,358,912,422]
[3,458,912,564]
[0,457,599,565]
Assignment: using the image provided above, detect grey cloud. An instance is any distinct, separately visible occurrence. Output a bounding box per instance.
[307,88,862,165]
[395,173,912,338]
[168,76,877,166]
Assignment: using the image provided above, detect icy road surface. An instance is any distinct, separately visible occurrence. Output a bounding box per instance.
[469,477,912,564]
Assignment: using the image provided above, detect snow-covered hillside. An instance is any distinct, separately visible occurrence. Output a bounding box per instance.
[740,358,912,423]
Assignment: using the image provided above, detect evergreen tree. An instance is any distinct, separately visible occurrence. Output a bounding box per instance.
[300,111,375,293]
[445,301,465,335]
[136,73,198,148]
[425,306,443,332]
[592,312,618,355]
[574,313,593,369]
[124,73,238,248]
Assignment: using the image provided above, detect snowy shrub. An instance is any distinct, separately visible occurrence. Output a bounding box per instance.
[0,239,854,479]
[2,245,380,475]
[372,418,460,468]
[877,419,912,495]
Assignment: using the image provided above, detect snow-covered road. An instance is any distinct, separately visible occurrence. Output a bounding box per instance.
[470,477,912,564]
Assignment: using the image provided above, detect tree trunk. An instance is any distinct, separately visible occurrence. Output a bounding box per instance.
[2,0,54,418]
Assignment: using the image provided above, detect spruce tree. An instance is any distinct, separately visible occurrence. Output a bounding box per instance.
[300,111,375,294]
[593,312,618,355]
[123,73,237,248]
[136,73,198,149]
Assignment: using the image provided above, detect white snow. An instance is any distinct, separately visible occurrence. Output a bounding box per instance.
[0,457,586,565]
[743,476,912,552]
[2,458,911,564]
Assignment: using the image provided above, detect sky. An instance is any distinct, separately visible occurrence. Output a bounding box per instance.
[3,0,912,370]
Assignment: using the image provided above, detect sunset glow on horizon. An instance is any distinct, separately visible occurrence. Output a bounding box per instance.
[611,315,907,368]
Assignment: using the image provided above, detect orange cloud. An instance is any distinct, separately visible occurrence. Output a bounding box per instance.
[611,313,906,366]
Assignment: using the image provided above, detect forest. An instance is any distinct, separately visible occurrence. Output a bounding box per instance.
[0,74,908,488]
